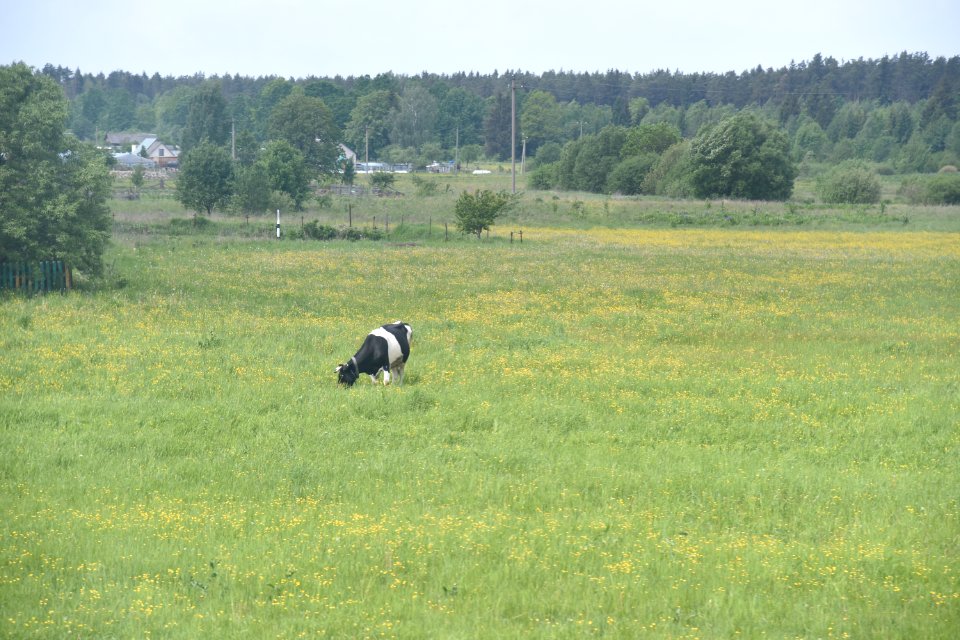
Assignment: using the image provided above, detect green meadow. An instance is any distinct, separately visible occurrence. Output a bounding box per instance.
[2,186,959,638]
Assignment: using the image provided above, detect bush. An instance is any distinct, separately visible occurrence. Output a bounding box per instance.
[369,172,396,191]
[607,153,657,195]
[411,174,439,196]
[529,163,558,190]
[897,173,960,205]
[816,161,882,204]
[923,174,960,204]
[303,221,337,240]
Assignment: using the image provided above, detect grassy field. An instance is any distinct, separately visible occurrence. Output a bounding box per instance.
[2,188,959,637]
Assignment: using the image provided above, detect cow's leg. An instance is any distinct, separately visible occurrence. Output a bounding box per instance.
[394,362,405,385]
[369,374,377,385]
[382,367,391,385]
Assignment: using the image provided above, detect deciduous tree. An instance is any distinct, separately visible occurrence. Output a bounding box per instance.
[260,140,311,210]
[175,140,234,217]
[268,89,340,176]
[690,113,796,201]
[0,63,112,276]
[182,81,230,152]
[453,189,515,239]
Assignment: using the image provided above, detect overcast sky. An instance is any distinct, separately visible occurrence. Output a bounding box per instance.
[3,0,958,79]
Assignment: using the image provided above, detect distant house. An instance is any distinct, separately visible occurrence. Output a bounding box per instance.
[104,132,155,152]
[136,137,180,168]
[104,132,179,168]
[339,144,357,165]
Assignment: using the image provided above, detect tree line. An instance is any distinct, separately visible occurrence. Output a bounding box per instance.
[35,51,959,173]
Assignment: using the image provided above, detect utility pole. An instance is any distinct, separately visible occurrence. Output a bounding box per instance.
[511,78,516,194]
[521,136,527,175]
[454,124,460,173]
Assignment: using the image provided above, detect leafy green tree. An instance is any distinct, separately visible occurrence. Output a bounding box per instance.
[0,63,112,275]
[256,78,294,136]
[233,129,260,167]
[621,122,681,158]
[182,81,230,152]
[520,90,563,155]
[556,125,628,193]
[103,88,136,130]
[453,189,515,239]
[484,91,512,160]
[175,140,234,216]
[268,89,340,175]
[230,162,273,215]
[131,164,145,191]
[792,117,830,161]
[642,141,694,197]
[344,90,395,160]
[389,85,438,151]
[690,113,796,201]
[260,140,311,210]
[302,79,353,130]
[628,97,650,125]
[437,87,485,149]
[607,154,658,195]
[816,161,882,204]
[341,158,355,186]
[154,85,194,143]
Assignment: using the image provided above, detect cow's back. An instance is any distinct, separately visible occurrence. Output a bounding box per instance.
[373,322,411,365]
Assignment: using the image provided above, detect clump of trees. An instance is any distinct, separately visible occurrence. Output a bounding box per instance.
[0,63,112,277]
[173,83,338,219]
[531,114,798,201]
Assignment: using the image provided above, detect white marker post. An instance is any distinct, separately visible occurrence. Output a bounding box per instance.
[276,209,281,239]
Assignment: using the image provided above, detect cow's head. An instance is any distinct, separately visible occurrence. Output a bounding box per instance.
[335,361,359,386]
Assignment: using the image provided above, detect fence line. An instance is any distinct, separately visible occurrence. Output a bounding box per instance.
[0,261,72,294]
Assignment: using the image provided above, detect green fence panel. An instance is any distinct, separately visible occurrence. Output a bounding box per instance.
[0,260,70,294]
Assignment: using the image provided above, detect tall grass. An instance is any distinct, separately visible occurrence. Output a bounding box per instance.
[1,225,958,637]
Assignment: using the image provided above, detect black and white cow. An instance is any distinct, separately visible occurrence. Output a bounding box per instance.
[336,322,412,386]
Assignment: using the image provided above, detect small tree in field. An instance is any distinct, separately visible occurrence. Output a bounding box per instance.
[176,140,233,218]
[131,164,145,193]
[454,189,515,239]
[369,171,396,191]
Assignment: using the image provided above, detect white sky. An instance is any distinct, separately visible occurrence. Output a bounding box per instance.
[2,0,958,79]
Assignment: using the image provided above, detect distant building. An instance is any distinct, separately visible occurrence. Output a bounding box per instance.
[104,132,155,151]
[104,132,179,168]
[113,152,156,169]
[136,137,180,168]
[339,144,357,164]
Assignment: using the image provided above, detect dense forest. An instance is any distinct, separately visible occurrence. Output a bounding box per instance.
[35,51,960,195]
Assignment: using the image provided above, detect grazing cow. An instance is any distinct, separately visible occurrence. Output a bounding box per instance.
[336,322,412,386]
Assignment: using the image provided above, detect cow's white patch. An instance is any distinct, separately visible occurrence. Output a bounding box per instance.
[370,327,403,366]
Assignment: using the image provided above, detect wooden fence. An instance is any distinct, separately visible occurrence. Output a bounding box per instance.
[0,260,72,294]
